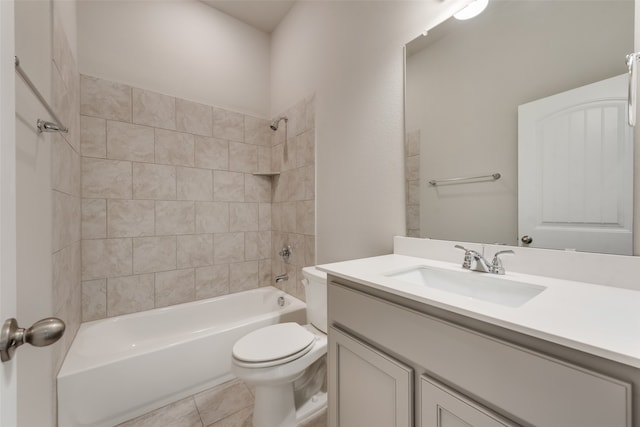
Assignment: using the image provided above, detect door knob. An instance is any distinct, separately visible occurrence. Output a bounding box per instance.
[0,317,65,362]
[521,235,533,245]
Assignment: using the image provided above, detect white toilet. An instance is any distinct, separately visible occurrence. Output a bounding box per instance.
[232,266,328,427]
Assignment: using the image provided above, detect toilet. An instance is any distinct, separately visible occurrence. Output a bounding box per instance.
[231,266,328,427]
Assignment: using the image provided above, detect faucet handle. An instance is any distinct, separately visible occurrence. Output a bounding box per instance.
[491,250,514,275]
[454,245,475,269]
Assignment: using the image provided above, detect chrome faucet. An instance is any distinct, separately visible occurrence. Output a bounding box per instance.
[454,245,514,275]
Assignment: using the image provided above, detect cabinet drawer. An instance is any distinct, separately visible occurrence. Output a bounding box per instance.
[329,283,632,427]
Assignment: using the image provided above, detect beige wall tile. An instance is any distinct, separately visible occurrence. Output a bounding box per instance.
[245,116,270,146]
[132,88,176,130]
[259,259,272,287]
[282,202,297,233]
[407,205,419,230]
[272,171,288,203]
[82,279,106,322]
[287,99,307,138]
[271,203,282,231]
[107,200,155,238]
[176,98,212,137]
[133,236,177,274]
[296,200,315,236]
[305,235,316,266]
[229,142,257,173]
[133,163,176,200]
[53,191,80,252]
[296,130,315,168]
[281,138,296,172]
[305,94,316,131]
[213,171,244,202]
[82,158,132,199]
[194,379,254,426]
[302,165,315,200]
[195,136,228,170]
[81,115,106,158]
[82,199,107,239]
[195,265,229,300]
[229,203,258,232]
[271,143,283,173]
[155,129,195,167]
[107,274,155,317]
[245,174,271,203]
[155,269,195,308]
[53,243,79,316]
[81,75,132,122]
[156,201,195,235]
[229,261,259,293]
[196,202,229,233]
[177,234,213,268]
[406,155,419,181]
[259,203,271,231]
[213,108,244,142]
[82,238,133,280]
[107,121,155,162]
[53,134,81,196]
[116,397,203,427]
[406,129,420,156]
[245,231,270,261]
[177,167,213,201]
[288,168,305,201]
[257,146,271,174]
[214,233,245,264]
[407,179,419,205]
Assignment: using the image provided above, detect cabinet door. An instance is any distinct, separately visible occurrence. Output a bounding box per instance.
[328,326,412,427]
[421,376,518,427]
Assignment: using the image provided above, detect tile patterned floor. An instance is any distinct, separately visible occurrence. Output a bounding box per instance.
[115,378,327,427]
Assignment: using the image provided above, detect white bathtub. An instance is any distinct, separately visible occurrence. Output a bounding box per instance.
[57,286,306,427]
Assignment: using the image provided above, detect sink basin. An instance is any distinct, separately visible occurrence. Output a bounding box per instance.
[385,266,545,308]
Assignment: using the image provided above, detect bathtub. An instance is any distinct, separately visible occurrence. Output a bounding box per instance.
[57,286,306,427]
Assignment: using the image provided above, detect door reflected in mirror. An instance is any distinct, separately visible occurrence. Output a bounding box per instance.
[404,0,634,255]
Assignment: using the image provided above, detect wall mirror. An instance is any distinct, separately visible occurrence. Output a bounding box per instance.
[405,0,635,255]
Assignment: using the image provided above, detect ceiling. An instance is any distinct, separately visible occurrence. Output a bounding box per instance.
[201,0,296,33]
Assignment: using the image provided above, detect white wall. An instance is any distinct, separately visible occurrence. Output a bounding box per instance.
[77,0,270,117]
[270,0,467,263]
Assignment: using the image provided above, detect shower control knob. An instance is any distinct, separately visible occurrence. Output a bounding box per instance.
[521,235,533,245]
[0,317,65,362]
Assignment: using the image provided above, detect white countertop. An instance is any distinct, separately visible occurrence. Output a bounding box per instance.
[318,254,640,369]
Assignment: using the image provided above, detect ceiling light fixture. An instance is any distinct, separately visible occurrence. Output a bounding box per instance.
[453,0,489,20]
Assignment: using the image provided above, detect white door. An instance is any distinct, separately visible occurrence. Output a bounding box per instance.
[0,0,18,425]
[518,74,633,255]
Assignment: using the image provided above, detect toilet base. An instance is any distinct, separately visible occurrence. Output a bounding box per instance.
[252,384,327,427]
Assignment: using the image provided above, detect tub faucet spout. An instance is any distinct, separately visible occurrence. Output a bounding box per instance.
[275,274,288,283]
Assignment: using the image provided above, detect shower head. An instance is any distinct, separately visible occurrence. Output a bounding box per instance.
[270,116,288,131]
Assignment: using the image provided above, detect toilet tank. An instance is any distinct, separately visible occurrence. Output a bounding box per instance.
[302,267,327,333]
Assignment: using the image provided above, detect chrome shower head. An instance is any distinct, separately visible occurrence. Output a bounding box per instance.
[270,116,288,131]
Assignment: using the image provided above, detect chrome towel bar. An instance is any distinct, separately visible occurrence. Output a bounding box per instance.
[14,56,68,134]
[428,172,501,186]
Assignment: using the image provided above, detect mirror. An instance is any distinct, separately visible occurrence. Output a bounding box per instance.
[405,0,634,255]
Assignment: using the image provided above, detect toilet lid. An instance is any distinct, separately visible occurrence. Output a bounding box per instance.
[232,323,315,364]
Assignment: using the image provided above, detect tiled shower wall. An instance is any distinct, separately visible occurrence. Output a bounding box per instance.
[51,12,82,374]
[406,129,420,237]
[271,97,316,301]
[80,74,315,320]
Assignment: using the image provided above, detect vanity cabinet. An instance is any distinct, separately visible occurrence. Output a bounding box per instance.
[327,278,634,427]
[329,326,412,427]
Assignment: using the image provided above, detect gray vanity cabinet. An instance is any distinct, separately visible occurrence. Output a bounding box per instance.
[328,326,412,427]
[327,277,634,427]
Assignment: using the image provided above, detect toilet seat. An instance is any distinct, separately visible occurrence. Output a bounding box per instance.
[232,322,316,368]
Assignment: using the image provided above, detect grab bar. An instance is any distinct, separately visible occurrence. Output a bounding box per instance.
[428,172,501,186]
[14,56,68,134]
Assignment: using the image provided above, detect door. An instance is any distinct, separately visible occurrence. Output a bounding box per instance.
[518,74,633,255]
[0,0,17,425]
[421,376,518,427]
[329,326,413,427]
